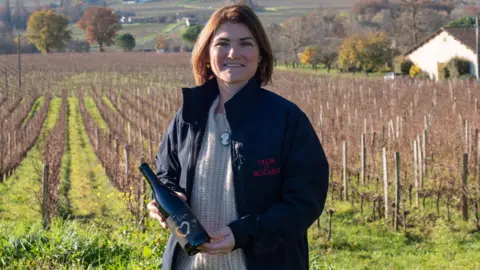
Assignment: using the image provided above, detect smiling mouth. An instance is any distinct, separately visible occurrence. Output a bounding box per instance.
[224,64,245,67]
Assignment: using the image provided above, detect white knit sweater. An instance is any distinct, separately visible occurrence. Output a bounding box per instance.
[173,96,247,270]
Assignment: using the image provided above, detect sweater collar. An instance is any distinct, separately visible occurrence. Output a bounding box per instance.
[181,77,261,128]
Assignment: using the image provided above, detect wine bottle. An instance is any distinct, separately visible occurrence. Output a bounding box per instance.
[139,162,210,256]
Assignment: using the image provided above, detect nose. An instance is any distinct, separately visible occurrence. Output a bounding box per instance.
[227,45,240,58]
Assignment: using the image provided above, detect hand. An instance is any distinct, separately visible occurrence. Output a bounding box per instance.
[147,192,187,229]
[199,226,235,255]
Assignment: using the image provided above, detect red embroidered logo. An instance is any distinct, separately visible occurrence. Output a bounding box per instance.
[254,158,281,177]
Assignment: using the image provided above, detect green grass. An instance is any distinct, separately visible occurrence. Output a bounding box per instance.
[0,98,169,269]
[275,64,385,79]
[84,96,109,133]
[65,98,124,222]
[103,96,118,113]
[0,214,168,269]
[309,203,480,269]
[0,97,60,223]
[22,97,45,126]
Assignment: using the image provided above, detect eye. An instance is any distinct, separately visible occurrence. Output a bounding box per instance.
[241,41,253,47]
[215,41,228,47]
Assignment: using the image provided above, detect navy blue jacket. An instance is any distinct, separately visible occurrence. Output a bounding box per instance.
[155,77,329,270]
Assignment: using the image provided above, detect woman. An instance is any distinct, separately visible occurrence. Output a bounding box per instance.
[147,4,329,270]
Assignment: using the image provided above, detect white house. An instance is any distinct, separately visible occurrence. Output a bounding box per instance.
[404,27,479,80]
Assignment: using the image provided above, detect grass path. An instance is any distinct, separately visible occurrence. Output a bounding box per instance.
[63,98,125,223]
[0,97,60,223]
[22,97,45,126]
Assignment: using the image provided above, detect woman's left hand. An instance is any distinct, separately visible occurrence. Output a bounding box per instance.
[199,226,235,254]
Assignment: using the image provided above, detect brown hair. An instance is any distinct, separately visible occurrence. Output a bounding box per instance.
[191,4,273,86]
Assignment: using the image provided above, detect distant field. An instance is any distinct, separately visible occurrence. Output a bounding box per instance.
[0,0,356,8]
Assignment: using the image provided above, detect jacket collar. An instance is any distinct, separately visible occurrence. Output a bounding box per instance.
[181,77,261,129]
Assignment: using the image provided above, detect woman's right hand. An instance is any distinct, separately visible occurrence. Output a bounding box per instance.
[147,192,187,229]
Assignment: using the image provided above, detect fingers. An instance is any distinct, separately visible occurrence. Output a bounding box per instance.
[199,226,235,255]
[209,226,231,239]
[147,200,168,229]
[200,234,235,254]
[146,200,158,211]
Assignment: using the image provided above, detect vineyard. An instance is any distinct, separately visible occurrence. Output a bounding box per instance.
[1,52,480,269]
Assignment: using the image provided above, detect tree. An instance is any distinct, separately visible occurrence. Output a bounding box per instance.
[77,7,121,52]
[299,46,322,69]
[181,25,203,45]
[115,33,135,51]
[445,16,476,27]
[27,10,71,54]
[265,23,285,67]
[318,49,338,72]
[338,34,365,72]
[362,31,392,72]
[464,5,479,17]
[281,16,315,63]
[11,0,29,30]
[338,31,393,72]
[155,33,170,51]
[0,0,12,30]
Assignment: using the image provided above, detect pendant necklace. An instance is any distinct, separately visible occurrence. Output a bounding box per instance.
[219,113,231,146]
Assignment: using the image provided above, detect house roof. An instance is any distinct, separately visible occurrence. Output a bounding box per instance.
[404,27,478,56]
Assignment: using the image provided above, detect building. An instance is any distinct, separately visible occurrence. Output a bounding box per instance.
[404,27,479,80]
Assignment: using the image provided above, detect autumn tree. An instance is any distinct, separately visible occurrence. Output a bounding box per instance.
[362,31,393,71]
[27,10,71,53]
[155,33,170,51]
[77,7,121,52]
[338,31,393,72]
[299,46,322,69]
[338,34,365,72]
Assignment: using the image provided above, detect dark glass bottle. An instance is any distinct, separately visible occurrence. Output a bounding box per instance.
[139,162,210,256]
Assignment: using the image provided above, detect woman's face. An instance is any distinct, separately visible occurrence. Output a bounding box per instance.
[209,23,260,86]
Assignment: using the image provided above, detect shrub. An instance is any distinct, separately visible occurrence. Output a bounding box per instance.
[115,33,135,52]
[394,56,413,75]
[438,57,472,80]
[445,57,471,78]
[409,64,424,78]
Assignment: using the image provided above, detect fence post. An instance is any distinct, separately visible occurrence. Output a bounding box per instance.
[7,133,11,164]
[140,128,144,155]
[124,144,130,189]
[383,147,388,223]
[394,152,400,231]
[343,141,348,201]
[4,67,7,97]
[417,135,423,188]
[114,137,118,154]
[42,164,49,229]
[423,129,427,178]
[462,152,469,221]
[95,127,99,151]
[139,156,147,231]
[414,140,419,208]
[128,122,131,145]
[361,134,366,186]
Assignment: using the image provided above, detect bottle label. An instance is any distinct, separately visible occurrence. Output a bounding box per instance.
[165,209,202,248]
